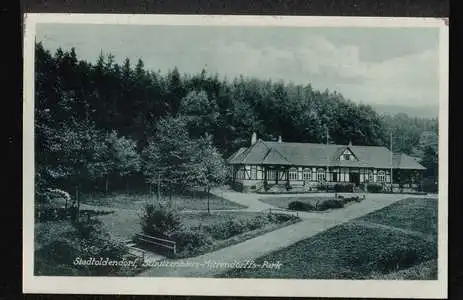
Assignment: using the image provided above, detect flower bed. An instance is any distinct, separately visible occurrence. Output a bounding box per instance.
[261,195,364,212]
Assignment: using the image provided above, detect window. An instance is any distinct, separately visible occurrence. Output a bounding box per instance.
[303,169,311,181]
[317,168,326,182]
[368,172,374,182]
[343,154,350,160]
[377,171,386,182]
[268,169,276,180]
[237,168,243,179]
[289,168,298,180]
[251,166,257,179]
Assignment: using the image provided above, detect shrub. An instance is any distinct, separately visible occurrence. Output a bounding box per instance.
[36,188,71,206]
[36,188,74,222]
[335,183,354,193]
[285,182,292,191]
[267,185,288,193]
[288,201,314,211]
[367,183,383,193]
[342,196,361,203]
[34,218,127,276]
[171,226,212,255]
[140,203,181,237]
[315,199,344,211]
[246,215,269,230]
[263,181,269,191]
[207,215,271,240]
[207,217,245,240]
[36,207,69,222]
[268,213,298,223]
[225,217,248,237]
[231,182,244,192]
[422,178,437,193]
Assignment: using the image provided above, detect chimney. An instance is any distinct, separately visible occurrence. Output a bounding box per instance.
[251,132,257,146]
[348,140,352,146]
[278,136,282,143]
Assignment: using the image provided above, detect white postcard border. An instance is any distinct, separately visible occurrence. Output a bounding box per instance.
[23,13,449,298]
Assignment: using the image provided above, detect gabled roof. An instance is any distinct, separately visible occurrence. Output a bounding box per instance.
[227,147,247,164]
[393,153,426,170]
[262,148,291,165]
[227,140,426,170]
[332,146,359,161]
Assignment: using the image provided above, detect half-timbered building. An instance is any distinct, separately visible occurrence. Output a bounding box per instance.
[227,133,426,192]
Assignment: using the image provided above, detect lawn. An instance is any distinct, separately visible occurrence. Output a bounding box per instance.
[221,197,437,280]
[357,197,437,238]
[371,259,437,280]
[81,190,247,211]
[97,208,142,241]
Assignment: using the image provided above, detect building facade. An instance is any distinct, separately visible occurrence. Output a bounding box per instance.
[227,133,426,192]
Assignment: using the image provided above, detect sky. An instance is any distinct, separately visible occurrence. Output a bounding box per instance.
[36,24,441,110]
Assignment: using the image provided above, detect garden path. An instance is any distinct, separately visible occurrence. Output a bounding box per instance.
[138,193,426,277]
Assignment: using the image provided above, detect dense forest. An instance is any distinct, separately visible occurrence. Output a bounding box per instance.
[34,42,438,196]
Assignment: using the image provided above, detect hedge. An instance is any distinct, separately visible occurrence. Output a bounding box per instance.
[334,183,355,193]
[367,183,383,193]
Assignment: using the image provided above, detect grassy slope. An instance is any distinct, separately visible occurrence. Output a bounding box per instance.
[221,198,437,279]
[357,197,437,237]
[371,259,437,280]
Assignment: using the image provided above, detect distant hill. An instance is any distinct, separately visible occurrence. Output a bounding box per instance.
[371,104,438,119]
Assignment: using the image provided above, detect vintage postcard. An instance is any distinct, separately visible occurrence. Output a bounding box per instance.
[23,14,449,298]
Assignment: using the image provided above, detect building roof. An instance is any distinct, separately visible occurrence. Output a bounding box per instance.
[392,153,426,170]
[227,139,426,170]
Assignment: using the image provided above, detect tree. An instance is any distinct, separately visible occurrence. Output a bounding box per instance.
[142,116,196,200]
[421,145,438,180]
[419,131,438,152]
[35,42,440,199]
[178,90,219,138]
[88,131,141,193]
[189,133,227,213]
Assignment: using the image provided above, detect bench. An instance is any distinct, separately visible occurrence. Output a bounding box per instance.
[135,233,177,257]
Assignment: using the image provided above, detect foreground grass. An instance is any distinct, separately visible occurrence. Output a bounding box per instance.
[357,197,437,237]
[81,190,247,211]
[97,209,141,241]
[371,259,437,280]
[221,198,437,280]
